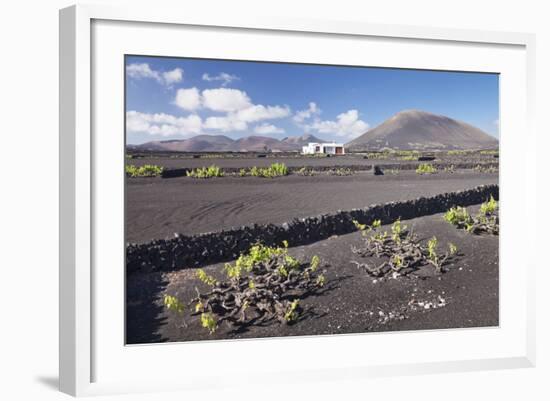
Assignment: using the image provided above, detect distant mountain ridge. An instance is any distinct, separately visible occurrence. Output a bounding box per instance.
[346,110,498,151]
[280,134,325,147]
[128,110,498,152]
[130,133,326,152]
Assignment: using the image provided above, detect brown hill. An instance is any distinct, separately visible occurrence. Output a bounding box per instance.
[230,136,290,152]
[134,135,234,152]
[132,134,327,152]
[281,134,325,147]
[347,110,498,151]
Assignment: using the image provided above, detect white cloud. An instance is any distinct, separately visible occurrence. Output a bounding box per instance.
[126,111,153,132]
[131,85,292,138]
[162,68,183,85]
[126,63,161,82]
[201,102,290,133]
[202,88,252,112]
[175,87,201,111]
[309,109,369,139]
[126,63,183,86]
[235,104,291,123]
[293,102,320,123]
[126,111,202,137]
[254,123,285,135]
[202,72,240,87]
[204,115,247,132]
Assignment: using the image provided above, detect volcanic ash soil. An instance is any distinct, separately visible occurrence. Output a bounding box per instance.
[126,207,498,344]
[126,171,498,243]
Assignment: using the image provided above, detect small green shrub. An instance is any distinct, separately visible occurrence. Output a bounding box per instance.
[444,200,498,235]
[249,163,289,178]
[186,165,224,178]
[427,236,439,264]
[196,269,218,286]
[126,165,138,176]
[315,274,326,287]
[444,206,473,228]
[416,164,437,174]
[125,164,164,177]
[163,294,185,315]
[353,219,381,236]
[187,242,326,333]
[284,299,300,323]
[351,218,459,276]
[391,219,407,243]
[223,243,289,279]
[200,312,217,334]
[270,162,288,176]
[163,242,327,335]
[390,254,404,269]
[479,195,498,214]
[310,255,320,271]
[448,243,458,256]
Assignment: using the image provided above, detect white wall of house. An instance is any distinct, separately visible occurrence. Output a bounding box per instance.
[302,142,345,155]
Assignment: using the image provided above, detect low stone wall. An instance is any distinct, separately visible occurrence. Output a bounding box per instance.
[160,162,498,178]
[161,165,374,178]
[126,184,498,274]
[376,162,498,171]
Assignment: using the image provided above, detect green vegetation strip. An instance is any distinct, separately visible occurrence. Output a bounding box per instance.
[125,164,163,177]
[185,163,289,178]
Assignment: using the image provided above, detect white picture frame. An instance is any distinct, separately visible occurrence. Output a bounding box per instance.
[59,3,536,397]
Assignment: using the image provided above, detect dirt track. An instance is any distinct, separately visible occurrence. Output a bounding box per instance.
[126,171,498,243]
[126,208,499,344]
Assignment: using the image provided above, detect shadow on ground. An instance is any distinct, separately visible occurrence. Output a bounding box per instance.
[126,273,170,344]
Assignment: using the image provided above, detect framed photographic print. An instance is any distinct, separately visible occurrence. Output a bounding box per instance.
[59,4,536,396]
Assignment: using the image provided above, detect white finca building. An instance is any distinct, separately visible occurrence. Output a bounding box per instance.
[302,142,345,155]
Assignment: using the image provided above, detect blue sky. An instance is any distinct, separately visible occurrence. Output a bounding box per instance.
[125,55,499,145]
